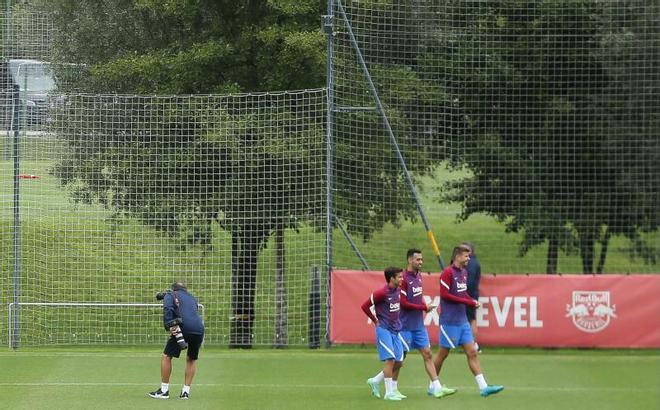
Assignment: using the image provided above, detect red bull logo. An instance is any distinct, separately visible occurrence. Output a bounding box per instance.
[566,291,617,333]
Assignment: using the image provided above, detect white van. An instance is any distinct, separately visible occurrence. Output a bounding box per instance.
[6,59,57,124]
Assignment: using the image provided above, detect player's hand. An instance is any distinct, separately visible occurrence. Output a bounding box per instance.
[426,304,438,313]
[473,300,481,308]
[169,326,178,335]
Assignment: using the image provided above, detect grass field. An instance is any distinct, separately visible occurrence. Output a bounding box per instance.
[2,346,659,410]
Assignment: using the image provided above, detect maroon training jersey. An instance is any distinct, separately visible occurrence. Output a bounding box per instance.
[439,264,477,325]
[400,270,427,330]
[361,284,402,333]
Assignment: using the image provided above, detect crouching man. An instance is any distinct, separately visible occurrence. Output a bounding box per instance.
[148,281,205,400]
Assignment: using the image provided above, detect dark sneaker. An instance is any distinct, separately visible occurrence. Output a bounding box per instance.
[148,388,169,399]
[179,391,190,400]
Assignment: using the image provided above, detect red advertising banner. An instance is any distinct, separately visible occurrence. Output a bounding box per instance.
[330,270,660,348]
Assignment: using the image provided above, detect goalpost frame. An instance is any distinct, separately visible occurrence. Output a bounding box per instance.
[7,302,206,348]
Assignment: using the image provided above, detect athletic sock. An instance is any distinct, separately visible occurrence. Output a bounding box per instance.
[161,383,169,393]
[373,371,384,383]
[182,385,190,394]
[392,380,398,391]
[475,374,488,390]
[431,379,441,391]
[384,378,393,395]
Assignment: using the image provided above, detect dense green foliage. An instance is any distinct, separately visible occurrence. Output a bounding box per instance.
[434,1,660,273]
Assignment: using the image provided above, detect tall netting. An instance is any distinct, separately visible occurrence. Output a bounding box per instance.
[330,0,659,274]
[1,88,327,347]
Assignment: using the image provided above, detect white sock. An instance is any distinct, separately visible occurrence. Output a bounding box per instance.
[475,341,480,351]
[384,378,393,395]
[182,385,190,394]
[160,383,169,393]
[392,380,398,391]
[373,371,385,384]
[431,379,441,391]
[475,374,488,390]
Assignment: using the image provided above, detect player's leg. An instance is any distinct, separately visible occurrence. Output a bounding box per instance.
[382,359,400,401]
[468,313,480,352]
[390,334,407,399]
[458,323,503,397]
[149,338,180,399]
[179,334,203,399]
[413,327,454,398]
[390,332,409,398]
[370,327,395,398]
[433,347,450,379]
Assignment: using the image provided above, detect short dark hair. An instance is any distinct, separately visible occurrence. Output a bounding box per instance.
[406,248,422,259]
[384,267,403,283]
[452,244,471,262]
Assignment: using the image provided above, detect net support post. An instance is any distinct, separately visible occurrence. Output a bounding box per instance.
[11,83,21,350]
[308,264,321,349]
[324,0,336,349]
[335,0,445,269]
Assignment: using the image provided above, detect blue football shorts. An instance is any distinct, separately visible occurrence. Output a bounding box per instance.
[375,326,404,362]
[400,328,431,351]
[439,322,474,349]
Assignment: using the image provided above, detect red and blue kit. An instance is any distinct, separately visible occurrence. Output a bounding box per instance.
[439,264,478,326]
[361,284,404,361]
[400,270,428,330]
[361,284,402,333]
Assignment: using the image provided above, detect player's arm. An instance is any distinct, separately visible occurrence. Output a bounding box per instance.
[400,279,427,311]
[162,293,178,329]
[440,270,478,307]
[361,290,385,324]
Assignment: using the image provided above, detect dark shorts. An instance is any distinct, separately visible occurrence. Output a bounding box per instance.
[466,306,476,322]
[164,333,204,360]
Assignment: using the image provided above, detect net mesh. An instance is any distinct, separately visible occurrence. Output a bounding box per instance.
[330,0,659,274]
[2,1,659,347]
[1,88,327,347]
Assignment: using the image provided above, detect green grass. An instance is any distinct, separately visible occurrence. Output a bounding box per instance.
[1,346,658,410]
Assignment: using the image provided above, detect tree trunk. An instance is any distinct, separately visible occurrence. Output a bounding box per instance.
[546,236,559,274]
[273,227,288,348]
[230,226,269,348]
[579,232,595,274]
[595,228,611,274]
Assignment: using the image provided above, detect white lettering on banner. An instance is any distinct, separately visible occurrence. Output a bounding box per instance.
[423,295,440,326]
[477,296,543,328]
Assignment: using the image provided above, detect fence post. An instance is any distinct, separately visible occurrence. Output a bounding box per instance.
[308,264,321,349]
[11,83,21,349]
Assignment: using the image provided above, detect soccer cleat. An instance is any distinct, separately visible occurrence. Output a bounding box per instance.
[147,388,169,399]
[383,392,402,401]
[366,378,381,398]
[429,386,458,398]
[480,385,504,397]
[393,390,407,399]
[179,391,189,400]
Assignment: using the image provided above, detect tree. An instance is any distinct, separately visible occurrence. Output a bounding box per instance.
[34,0,328,347]
[36,0,451,346]
[435,0,659,273]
